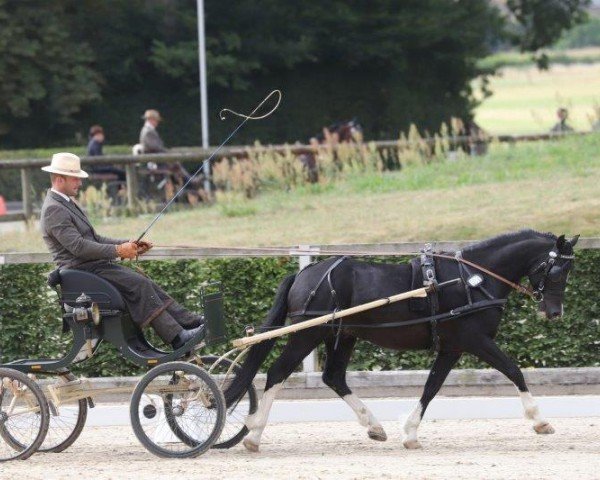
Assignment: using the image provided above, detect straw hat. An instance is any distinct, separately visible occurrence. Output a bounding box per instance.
[142,109,162,121]
[41,152,89,179]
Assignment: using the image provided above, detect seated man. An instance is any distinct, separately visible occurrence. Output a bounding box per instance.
[86,125,126,182]
[139,109,167,154]
[40,152,202,349]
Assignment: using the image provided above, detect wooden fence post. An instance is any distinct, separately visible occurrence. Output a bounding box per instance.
[125,164,138,211]
[20,168,32,219]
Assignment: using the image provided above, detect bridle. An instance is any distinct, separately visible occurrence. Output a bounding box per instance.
[527,250,575,300]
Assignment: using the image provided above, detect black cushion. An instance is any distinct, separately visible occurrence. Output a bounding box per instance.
[60,269,126,310]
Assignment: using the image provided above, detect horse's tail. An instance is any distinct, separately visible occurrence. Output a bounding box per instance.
[223,273,296,407]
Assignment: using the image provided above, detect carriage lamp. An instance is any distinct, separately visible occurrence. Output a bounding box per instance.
[73,293,101,326]
[467,274,484,288]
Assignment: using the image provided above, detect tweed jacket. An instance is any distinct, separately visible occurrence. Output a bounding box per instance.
[40,190,126,269]
[139,123,167,153]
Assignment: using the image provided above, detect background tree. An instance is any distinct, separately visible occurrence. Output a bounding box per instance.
[0,0,101,145]
[0,0,590,148]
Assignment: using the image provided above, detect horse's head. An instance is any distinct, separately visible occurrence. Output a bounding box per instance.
[316,119,363,144]
[528,234,579,319]
[342,118,363,143]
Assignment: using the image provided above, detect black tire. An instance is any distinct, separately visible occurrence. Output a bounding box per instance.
[130,362,226,459]
[0,368,50,462]
[198,355,257,449]
[39,373,88,453]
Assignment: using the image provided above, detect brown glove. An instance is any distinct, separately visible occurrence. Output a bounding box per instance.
[135,240,154,256]
[116,242,138,260]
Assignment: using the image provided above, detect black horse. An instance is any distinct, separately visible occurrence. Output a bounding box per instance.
[224,229,578,451]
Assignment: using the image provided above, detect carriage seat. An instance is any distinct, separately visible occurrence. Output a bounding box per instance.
[48,268,126,311]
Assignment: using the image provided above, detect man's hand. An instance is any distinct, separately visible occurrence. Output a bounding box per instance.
[135,240,154,256]
[116,242,138,260]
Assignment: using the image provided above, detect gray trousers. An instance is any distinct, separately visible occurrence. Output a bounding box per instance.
[74,262,199,342]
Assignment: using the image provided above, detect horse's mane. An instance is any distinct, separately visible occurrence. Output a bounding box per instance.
[464,229,556,252]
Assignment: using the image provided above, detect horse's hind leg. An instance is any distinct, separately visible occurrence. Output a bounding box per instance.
[403,350,461,449]
[468,337,554,435]
[243,330,324,452]
[322,335,387,442]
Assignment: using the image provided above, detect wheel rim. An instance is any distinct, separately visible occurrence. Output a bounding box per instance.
[131,362,225,458]
[200,356,257,449]
[40,397,86,452]
[39,374,87,453]
[0,369,49,462]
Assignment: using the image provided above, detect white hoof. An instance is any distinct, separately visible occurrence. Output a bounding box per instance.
[403,439,423,449]
[368,426,387,442]
[534,422,555,434]
[243,438,260,452]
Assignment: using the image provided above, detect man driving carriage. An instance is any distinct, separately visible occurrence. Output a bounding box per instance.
[39,152,203,349]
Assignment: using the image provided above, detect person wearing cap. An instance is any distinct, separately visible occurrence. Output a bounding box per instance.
[87,125,126,182]
[138,109,200,202]
[139,109,167,154]
[39,153,203,349]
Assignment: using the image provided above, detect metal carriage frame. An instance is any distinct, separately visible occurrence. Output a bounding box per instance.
[0,268,256,461]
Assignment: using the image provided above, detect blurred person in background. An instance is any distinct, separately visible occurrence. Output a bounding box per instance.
[139,109,167,154]
[87,125,126,182]
[138,109,205,204]
[550,108,574,134]
[87,125,105,156]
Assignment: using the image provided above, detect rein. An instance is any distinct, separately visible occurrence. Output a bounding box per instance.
[148,244,541,301]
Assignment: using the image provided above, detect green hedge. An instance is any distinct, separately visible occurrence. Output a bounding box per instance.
[0,252,598,377]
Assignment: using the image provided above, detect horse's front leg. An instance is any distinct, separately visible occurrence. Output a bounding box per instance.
[403,350,462,449]
[468,337,554,434]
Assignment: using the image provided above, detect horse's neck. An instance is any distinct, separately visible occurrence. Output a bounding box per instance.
[466,237,552,293]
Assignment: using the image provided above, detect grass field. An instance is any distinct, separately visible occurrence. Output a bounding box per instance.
[1,133,598,252]
[474,61,600,134]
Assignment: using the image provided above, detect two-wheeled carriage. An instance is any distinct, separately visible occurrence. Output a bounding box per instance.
[0,269,257,460]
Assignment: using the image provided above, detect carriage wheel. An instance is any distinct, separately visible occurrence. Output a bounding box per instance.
[0,368,50,461]
[130,362,225,458]
[196,355,257,449]
[38,373,88,453]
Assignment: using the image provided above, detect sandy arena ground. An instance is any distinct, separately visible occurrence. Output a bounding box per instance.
[2,418,598,480]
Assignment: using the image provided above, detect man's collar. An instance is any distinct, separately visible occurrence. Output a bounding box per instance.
[51,188,70,202]
[144,121,156,130]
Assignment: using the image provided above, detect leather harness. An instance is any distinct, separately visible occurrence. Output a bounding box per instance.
[287,249,508,352]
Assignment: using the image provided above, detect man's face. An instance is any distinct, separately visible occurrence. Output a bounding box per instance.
[56,175,83,197]
[94,132,105,143]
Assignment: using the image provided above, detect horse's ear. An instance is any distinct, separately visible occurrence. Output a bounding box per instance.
[556,234,566,250]
[570,234,580,247]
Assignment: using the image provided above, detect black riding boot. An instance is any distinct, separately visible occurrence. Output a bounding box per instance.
[151,310,183,343]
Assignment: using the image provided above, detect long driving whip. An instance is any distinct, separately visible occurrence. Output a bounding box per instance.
[136,89,282,242]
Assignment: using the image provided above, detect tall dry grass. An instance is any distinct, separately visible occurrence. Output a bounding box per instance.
[211,122,474,198]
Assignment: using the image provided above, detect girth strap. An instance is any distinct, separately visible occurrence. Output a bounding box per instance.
[289,256,348,318]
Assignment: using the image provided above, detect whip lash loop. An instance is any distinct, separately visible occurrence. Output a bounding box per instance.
[136,89,282,242]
